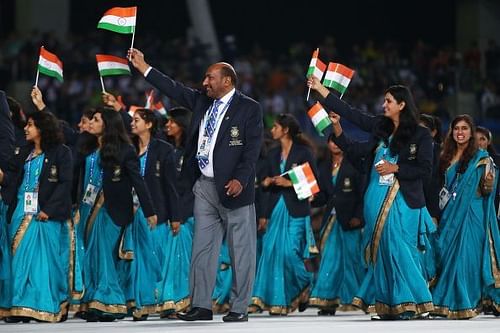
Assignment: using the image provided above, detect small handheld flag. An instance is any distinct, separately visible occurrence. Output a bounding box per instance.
[305,48,326,101]
[97,7,137,34]
[307,102,331,136]
[96,54,131,92]
[323,62,355,98]
[36,46,63,85]
[283,162,320,200]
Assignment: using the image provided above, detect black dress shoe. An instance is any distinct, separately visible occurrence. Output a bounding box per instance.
[222,312,248,322]
[177,307,213,321]
[318,309,336,316]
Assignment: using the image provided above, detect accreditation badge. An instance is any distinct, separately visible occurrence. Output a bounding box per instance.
[132,188,140,211]
[82,184,99,205]
[24,191,38,214]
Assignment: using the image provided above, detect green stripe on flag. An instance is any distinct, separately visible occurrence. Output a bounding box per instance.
[315,117,331,135]
[99,68,131,76]
[38,65,63,82]
[323,80,347,94]
[306,66,315,77]
[97,22,134,34]
[288,170,299,185]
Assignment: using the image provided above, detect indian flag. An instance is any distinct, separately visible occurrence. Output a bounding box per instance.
[323,62,355,94]
[307,102,331,136]
[288,162,320,200]
[97,7,137,34]
[38,47,63,82]
[306,49,326,80]
[96,54,131,76]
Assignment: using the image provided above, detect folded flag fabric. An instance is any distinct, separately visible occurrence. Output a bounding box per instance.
[96,54,131,76]
[144,90,167,116]
[288,162,320,200]
[306,49,326,81]
[307,102,331,136]
[97,6,137,34]
[38,47,63,82]
[323,62,355,94]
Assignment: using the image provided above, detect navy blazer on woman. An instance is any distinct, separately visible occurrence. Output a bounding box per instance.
[264,143,318,218]
[146,68,263,209]
[2,144,73,223]
[142,138,180,223]
[314,156,365,230]
[324,93,433,209]
[0,90,14,171]
[74,143,155,226]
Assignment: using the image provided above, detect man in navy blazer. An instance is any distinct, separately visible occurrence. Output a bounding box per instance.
[129,48,263,322]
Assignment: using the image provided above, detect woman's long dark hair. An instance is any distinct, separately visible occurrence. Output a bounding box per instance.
[420,113,443,145]
[275,113,314,150]
[131,108,158,152]
[28,111,64,151]
[97,107,131,168]
[439,114,477,175]
[376,85,419,155]
[476,125,498,156]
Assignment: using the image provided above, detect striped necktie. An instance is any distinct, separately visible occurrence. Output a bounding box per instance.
[198,99,222,169]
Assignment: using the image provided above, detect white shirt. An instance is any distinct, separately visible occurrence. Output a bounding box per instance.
[197,88,236,177]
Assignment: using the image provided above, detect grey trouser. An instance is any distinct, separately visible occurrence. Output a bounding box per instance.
[191,175,256,314]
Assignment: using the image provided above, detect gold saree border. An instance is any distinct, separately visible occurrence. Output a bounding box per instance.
[84,191,104,244]
[79,300,127,314]
[365,181,400,264]
[319,214,336,252]
[11,214,33,255]
[250,287,310,315]
[157,297,190,313]
[431,305,480,319]
[9,301,68,323]
[309,297,340,308]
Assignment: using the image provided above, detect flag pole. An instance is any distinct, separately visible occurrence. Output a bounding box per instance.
[306,48,319,101]
[35,45,43,87]
[128,7,137,61]
[100,76,106,93]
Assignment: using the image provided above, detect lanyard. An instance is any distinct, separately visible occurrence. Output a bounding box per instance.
[25,151,43,192]
[140,146,149,177]
[88,151,103,185]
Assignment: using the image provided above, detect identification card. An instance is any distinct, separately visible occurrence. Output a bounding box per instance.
[330,206,336,216]
[438,187,452,210]
[375,160,395,186]
[24,191,38,213]
[82,184,99,205]
[198,136,210,158]
[132,188,140,211]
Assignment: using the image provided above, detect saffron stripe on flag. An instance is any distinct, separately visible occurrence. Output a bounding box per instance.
[102,6,137,17]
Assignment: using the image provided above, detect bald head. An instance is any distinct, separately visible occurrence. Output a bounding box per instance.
[214,62,238,87]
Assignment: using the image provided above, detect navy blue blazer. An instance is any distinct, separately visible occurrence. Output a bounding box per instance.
[423,142,441,219]
[324,93,433,209]
[263,143,318,218]
[142,138,180,223]
[314,156,365,230]
[0,91,15,171]
[146,68,263,209]
[74,143,156,226]
[2,144,73,223]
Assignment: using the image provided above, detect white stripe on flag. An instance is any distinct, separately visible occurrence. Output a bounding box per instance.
[97,61,130,72]
[39,56,63,77]
[99,15,136,27]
